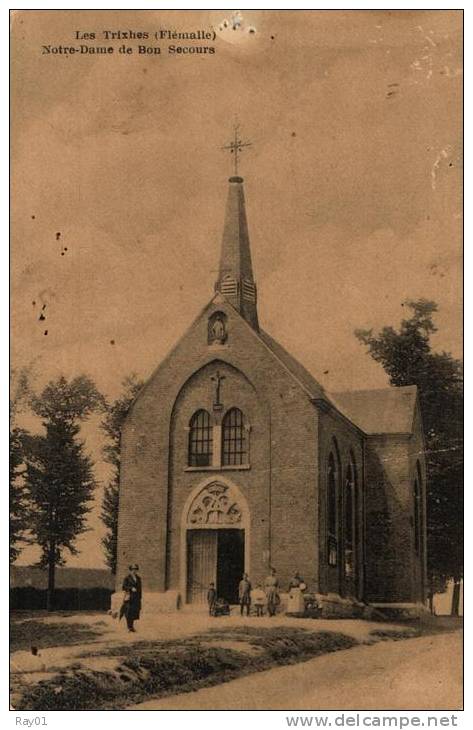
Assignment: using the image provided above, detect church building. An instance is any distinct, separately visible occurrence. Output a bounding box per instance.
[114,173,427,617]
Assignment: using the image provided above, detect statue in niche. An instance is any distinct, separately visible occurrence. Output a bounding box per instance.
[208,313,227,345]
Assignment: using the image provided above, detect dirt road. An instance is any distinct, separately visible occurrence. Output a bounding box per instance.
[132,631,462,711]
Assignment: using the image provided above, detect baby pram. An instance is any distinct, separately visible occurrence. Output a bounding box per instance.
[210,597,230,616]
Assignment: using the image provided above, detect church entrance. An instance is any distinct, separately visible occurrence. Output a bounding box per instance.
[217,529,244,604]
[186,529,244,605]
[183,480,248,606]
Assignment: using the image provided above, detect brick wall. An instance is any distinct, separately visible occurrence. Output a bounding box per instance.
[116,297,427,607]
[317,409,364,598]
[116,299,320,596]
[167,360,270,592]
[364,420,426,603]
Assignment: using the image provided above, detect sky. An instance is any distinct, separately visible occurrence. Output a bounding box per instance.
[11,10,462,569]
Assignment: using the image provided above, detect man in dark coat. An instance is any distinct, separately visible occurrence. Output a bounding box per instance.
[238,573,252,616]
[120,564,142,632]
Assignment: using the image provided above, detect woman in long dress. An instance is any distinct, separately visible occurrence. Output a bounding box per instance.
[264,567,279,616]
[287,571,306,614]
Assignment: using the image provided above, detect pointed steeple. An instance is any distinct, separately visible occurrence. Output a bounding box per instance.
[215,175,259,329]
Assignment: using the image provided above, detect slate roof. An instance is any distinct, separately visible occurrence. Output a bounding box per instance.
[256,328,417,435]
[219,177,254,283]
[330,385,418,435]
[258,329,327,399]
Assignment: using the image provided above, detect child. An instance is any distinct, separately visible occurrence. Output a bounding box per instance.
[251,582,266,617]
[207,582,217,615]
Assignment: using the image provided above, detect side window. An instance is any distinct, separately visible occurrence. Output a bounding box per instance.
[344,461,356,577]
[414,467,422,555]
[222,408,247,466]
[188,410,213,467]
[327,452,338,566]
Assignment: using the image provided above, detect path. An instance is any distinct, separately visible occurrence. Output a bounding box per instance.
[132,631,462,711]
[11,612,408,674]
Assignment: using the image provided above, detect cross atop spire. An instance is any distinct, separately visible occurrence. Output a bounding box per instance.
[221,121,252,177]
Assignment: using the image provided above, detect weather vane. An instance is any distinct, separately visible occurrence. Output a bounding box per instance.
[221,121,252,176]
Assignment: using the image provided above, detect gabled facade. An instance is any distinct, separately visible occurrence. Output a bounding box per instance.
[114,175,427,616]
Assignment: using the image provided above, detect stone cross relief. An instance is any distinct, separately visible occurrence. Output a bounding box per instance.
[211,370,226,408]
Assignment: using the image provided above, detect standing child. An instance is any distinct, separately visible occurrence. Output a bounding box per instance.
[207,582,217,615]
[251,583,266,616]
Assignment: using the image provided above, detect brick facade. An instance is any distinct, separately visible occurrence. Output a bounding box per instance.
[115,176,427,614]
[116,297,427,611]
[117,299,321,597]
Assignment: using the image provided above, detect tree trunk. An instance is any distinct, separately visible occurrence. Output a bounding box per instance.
[451,577,461,617]
[46,545,56,612]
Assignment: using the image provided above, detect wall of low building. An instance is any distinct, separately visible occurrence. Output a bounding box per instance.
[364,432,422,604]
[408,404,428,603]
[116,299,320,598]
[317,409,364,600]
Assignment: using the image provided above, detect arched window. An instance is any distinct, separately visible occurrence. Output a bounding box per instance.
[344,460,356,578]
[414,464,422,555]
[222,408,247,466]
[327,452,338,566]
[188,410,213,467]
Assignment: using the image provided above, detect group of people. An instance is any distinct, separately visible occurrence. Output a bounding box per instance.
[119,564,307,632]
[207,569,306,617]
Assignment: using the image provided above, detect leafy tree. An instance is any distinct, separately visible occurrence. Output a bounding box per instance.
[11,367,33,415]
[24,375,105,610]
[355,299,463,615]
[10,427,30,562]
[100,374,143,574]
[10,368,34,562]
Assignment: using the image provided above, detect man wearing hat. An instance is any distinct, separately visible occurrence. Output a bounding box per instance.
[120,564,142,632]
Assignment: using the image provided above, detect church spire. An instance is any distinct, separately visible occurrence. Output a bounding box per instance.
[215,175,259,330]
[215,125,258,330]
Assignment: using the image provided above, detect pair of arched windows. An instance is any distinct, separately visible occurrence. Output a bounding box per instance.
[188,408,248,468]
[327,446,358,577]
[327,450,424,571]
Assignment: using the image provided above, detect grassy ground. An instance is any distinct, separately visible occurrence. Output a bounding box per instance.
[17,627,359,710]
[10,617,107,652]
[10,620,104,653]
[12,615,461,711]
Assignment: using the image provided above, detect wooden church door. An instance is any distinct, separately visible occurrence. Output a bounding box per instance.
[186,530,217,605]
[186,528,245,605]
